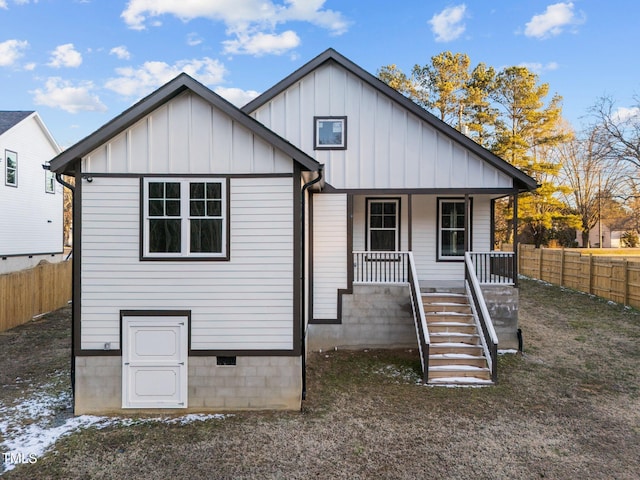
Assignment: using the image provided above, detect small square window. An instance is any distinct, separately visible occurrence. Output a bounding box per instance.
[314,116,347,150]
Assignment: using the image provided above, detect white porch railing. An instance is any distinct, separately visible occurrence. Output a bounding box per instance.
[467,251,516,285]
[352,251,409,284]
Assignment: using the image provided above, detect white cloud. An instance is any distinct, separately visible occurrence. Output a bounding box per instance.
[429,4,467,42]
[524,2,584,39]
[110,45,131,60]
[214,86,260,107]
[0,1,7,9]
[48,43,83,68]
[613,106,640,123]
[104,57,226,98]
[120,0,349,55]
[222,30,300,56]
[0,39,29,66]
[187,32,203,46]
[32,77,107,113]
[518,61,559,73]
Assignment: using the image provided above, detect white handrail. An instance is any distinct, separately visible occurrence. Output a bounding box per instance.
[408,252,430,346]
[464,252,499,345]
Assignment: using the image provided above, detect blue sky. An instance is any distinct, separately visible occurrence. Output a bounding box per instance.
[1,0,638,148]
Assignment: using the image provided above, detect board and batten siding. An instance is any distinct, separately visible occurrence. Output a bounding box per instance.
[312,194,347,319]
[0,114,62,256]
[250,62,514,191]
[80,176,295,351]
[83,91,293,176]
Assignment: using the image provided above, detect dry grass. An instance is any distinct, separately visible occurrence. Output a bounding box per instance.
[2,279,640,479]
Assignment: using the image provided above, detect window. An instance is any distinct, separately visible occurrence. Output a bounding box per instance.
[143,178,227,259]
[5,150,17,187]
[45,163,55,193]
[367,199,399,251]
[314,116,347,149]
[438,199,470,260]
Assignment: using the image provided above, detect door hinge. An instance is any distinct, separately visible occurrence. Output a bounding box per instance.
[179,362,185,365]
[124,362,130,366]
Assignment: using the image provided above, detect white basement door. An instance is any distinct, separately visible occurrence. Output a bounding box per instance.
[122,315,188,409]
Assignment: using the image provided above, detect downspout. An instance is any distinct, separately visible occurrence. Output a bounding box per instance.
[53,171,76,402]
[300,166,323,402]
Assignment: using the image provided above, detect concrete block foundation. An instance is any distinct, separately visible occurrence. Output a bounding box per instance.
[74,355,302,415]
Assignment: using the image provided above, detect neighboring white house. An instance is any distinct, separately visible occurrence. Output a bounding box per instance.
[0,111,63,274]
[49,49,537,415]
[576,220,634,248]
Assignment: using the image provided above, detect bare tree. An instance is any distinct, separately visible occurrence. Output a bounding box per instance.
[591,96,640,173]
[559,123,625,246]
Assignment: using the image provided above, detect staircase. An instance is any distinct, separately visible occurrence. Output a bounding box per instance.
[422,291,493,385]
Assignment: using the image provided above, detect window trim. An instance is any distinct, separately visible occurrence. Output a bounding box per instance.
[45,163,55,194]
[366,197,401,252]
[5,150,17,187]
[141,177,230,261]
[437,197,472,262]
[314,116,347,150]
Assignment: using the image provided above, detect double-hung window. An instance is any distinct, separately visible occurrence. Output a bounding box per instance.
[5,150,17,187]
[367,199,399,251]
[143,178,227,259]
[438,198,469,260]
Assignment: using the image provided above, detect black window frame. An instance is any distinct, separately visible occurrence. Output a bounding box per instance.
[366,197,401,252]
[313,116,347,150]
[437,197,472,262]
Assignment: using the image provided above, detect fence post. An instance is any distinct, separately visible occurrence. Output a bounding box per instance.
[559,248,565,285]
[624,260,629,306]
[588,254,593,295]
[538,248,543,280]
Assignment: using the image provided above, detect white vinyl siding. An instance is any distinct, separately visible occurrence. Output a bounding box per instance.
[80,176,295,351]
[250,62,514,190]
[83,91,293,176]
[312,194,347,319]
[0,113,63,256]
[412,195,492,283]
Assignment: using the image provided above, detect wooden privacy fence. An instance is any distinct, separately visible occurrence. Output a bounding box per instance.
[518,245,640,309]
[0,260,72,332]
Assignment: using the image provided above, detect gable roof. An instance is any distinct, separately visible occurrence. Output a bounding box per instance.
[243,48,538,192]
[49,74,320,175]
[0,111,34,136]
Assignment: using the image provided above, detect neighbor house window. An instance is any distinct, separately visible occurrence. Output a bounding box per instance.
[5,150,17,187]
[438,198,470,260]
[45,164,55,193]
[367,198,399,251]
[143,178,227,259]
[314,116,347,149]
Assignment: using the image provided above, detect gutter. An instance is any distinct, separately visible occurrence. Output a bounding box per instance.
[51,168,76,406]
[300,166,323,402]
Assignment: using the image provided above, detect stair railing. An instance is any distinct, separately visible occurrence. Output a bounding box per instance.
[464,252,499,383]
[407,252,430,383]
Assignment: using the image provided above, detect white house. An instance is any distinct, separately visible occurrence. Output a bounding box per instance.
[0,111,63,274]
[49,49,537,415]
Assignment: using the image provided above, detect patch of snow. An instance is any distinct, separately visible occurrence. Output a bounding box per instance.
[0,379,228,473]
[498,349,518,355]
[374,365,420,383]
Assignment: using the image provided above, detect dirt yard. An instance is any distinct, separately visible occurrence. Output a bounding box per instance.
[1,279,640,479]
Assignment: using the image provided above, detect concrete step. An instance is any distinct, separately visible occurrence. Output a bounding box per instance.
[428,376,494,386]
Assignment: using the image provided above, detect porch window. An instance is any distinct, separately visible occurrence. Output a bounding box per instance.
[438,198,470,260]
[5,150,17,187]
[367,198,399,251]
[142,178,227,259]
[314,116,347,149]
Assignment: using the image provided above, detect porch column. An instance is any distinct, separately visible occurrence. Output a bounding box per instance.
[464,193,470,252]
[512,190,519,286]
